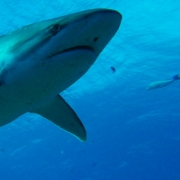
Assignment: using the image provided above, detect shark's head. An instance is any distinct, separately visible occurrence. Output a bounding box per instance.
[0,8,122,101]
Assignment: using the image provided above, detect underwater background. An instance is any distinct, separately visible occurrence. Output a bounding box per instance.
[0,0,180,179]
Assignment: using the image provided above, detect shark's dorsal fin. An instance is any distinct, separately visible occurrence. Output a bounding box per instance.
[31,95,86,141]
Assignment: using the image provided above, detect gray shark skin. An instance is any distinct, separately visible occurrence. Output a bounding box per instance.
[0,9,122,141]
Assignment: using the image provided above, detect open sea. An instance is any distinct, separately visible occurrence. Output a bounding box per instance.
[0,0,180,179]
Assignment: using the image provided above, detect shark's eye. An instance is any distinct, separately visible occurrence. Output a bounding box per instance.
[50,24,61,35]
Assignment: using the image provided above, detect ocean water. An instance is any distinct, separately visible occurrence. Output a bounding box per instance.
[0,0,180,180]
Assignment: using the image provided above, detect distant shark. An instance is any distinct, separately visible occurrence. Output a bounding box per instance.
[0,9,122,141]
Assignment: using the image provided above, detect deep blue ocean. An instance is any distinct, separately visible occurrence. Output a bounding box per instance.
[0,0,180,179]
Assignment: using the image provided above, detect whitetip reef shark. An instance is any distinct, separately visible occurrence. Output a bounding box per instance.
[0,9,122,141]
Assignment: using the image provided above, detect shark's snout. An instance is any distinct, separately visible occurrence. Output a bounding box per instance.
[43,9,122,59]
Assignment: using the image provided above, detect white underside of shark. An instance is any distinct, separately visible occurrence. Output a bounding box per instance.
[0,9,122,141]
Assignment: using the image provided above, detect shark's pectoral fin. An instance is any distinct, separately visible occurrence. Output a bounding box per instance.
[31,95,86,142]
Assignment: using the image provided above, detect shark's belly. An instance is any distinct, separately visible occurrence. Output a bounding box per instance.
[0,49,96,126]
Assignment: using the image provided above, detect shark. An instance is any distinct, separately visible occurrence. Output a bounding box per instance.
[0,9,122,141]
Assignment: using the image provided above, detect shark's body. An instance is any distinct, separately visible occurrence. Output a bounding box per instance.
[0,9,122,141]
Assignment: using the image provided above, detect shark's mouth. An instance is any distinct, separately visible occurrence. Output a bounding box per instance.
[49,46,94,58]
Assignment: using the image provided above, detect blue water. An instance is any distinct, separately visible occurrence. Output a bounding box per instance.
[0,0,180,179]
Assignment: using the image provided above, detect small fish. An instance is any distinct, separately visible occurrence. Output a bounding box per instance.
[111,66,116,73]
[147,74,180,90]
